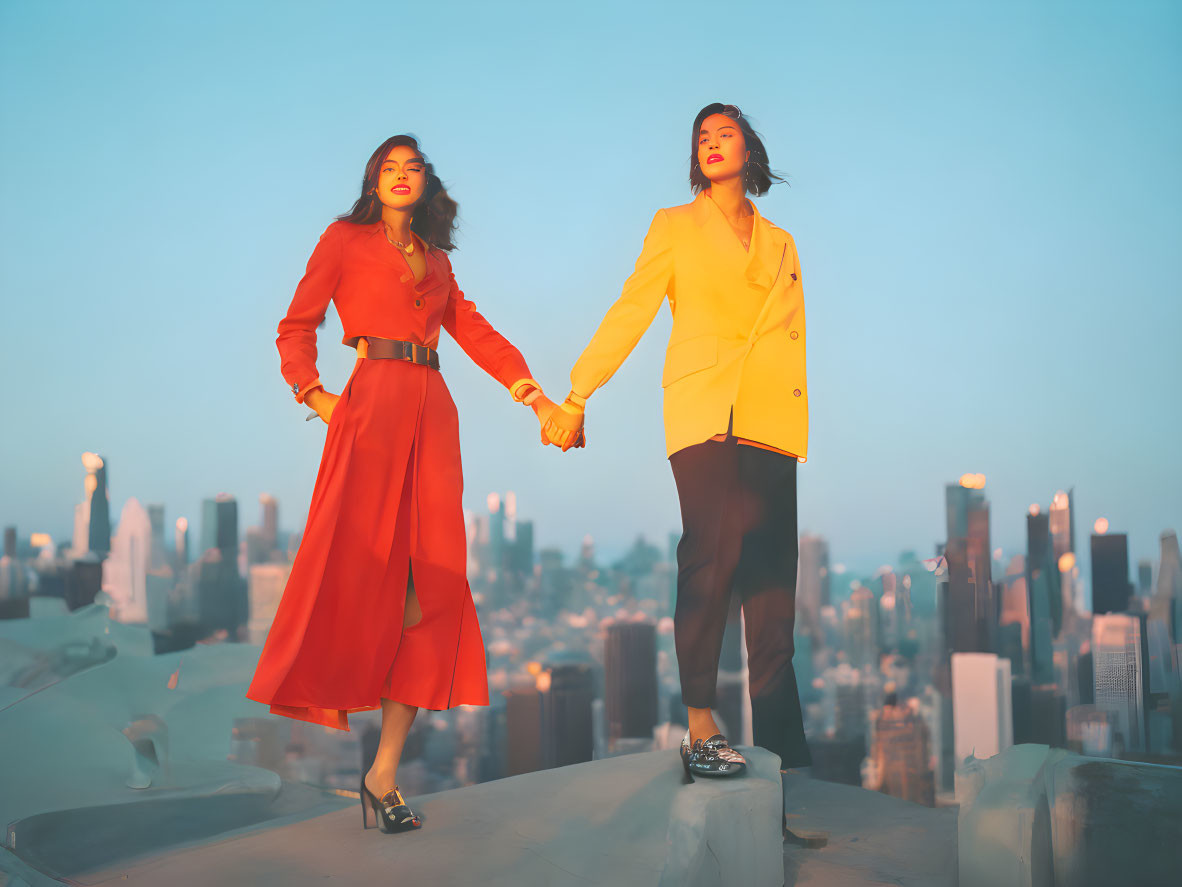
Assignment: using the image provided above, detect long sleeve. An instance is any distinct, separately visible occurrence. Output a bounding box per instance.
[441,259,534,395]
[569,208,673,400]
[276,223,342,404]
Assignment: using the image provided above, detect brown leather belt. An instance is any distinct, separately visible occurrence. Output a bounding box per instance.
[360,337,440,370]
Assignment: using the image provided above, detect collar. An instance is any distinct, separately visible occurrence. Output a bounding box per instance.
[364,220,438,253]
[691,191,780,288]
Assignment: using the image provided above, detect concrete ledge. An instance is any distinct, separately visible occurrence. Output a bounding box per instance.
[81,747,785,887]
[956,744,1182,887]
[1046,756,1182,887]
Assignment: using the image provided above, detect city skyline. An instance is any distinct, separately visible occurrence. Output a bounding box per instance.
[1,1,1179,572]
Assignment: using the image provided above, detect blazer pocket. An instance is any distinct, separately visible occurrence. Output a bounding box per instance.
[662,334,719,388]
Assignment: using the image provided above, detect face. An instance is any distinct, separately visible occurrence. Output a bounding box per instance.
[374,145,428,211]
[697,113,749,185]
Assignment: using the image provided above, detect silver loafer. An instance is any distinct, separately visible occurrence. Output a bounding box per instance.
[680,729,747,777]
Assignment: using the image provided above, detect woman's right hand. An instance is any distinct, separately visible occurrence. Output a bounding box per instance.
[305,388,340,425]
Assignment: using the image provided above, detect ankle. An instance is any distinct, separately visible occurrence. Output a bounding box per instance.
[365,767,398,792]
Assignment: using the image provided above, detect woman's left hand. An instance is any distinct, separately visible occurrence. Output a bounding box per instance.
[531,394,559,444]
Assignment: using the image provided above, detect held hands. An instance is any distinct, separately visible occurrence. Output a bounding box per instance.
[305,388,340,425]
[542,398,586,452]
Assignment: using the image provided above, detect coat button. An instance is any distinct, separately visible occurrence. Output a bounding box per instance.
[793,389,801,397]
[414,298,424,309]
[790,330,799,340]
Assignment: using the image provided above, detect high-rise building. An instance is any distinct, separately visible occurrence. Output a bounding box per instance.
[998,555,1030,677]
[1048,488,1076,562]
[1092,613,1149,754]
[869,696,935,806]
[504,685,544,776]
[246,494,281,568]
[844,586,878,669]
[102,497,151,623]
[201,494,239,555]
[1137,560,1154,597]
[1091,531,1132,615]
[604,620,658,749]
[260,494,278,549]
[197,494,245,637]
[951,652,1013,762]
[175,517,190,568]
[1026,509,1058,679]
[146,504,170,571]
[248,563,292,645]
[943,477,995,655]
[540,663,594,768]
[71,452,111,558]
[1150,531,1181,644]
[832,664,866,740]
[0,527,28,605]
[878,571,901,652]
[798,534,830,645]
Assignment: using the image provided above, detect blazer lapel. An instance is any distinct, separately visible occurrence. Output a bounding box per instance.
[743,204,789,339]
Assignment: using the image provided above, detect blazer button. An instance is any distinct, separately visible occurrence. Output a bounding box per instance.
[413,298,424,310]
[793,389,801,397]
[790,330,799,340]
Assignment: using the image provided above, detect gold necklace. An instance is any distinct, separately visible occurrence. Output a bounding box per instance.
[383,223,415,255]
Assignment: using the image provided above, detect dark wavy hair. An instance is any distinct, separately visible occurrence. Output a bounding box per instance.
[337,135,459,251]
[689,103,786,196]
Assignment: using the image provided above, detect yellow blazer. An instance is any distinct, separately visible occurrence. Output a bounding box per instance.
[570,191,808,460]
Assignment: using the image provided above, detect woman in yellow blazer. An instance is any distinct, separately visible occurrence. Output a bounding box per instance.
[546,103,811,780]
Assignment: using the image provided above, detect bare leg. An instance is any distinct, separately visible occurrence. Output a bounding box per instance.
[687,705,723,744]
[364,566,422,797]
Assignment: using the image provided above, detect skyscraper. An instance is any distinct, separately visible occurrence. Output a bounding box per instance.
[71,452,110,558]
[504,685,544,776]
[1048,488,1076,562]
[540,662,594,768]
[260,494,278,549]
[951,652,1013,762]
[146,504,170,571]
[197,494,245,637]
[604,620,658,749]
[1091,530,1132,615]
[200,494,239,555]
[102,497,151,623]
[1092,613,1149,754]
[844,586,878,668]
[1150,530,1181,644]
[943,476,995,655]
[998,555,1030,676]
[797,534,831,646]
[175,517,190,568]
[869,695,935,806]
[1026,509,1057,680]
[248,563,292,645]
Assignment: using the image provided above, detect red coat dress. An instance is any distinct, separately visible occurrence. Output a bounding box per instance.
[245,219,535,731]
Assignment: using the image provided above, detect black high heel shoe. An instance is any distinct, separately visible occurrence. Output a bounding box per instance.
[680,729,748,778]
[359,776,422,833]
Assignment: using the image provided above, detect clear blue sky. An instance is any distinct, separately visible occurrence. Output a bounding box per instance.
[2,1,1179,580]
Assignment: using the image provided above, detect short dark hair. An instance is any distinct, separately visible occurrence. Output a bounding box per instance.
[689,103,785,196]
[337,134,460,251]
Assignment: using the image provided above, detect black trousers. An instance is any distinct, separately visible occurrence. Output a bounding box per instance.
[669,432,812,769]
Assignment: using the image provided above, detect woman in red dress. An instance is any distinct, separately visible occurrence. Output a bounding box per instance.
[246,135,556,833]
